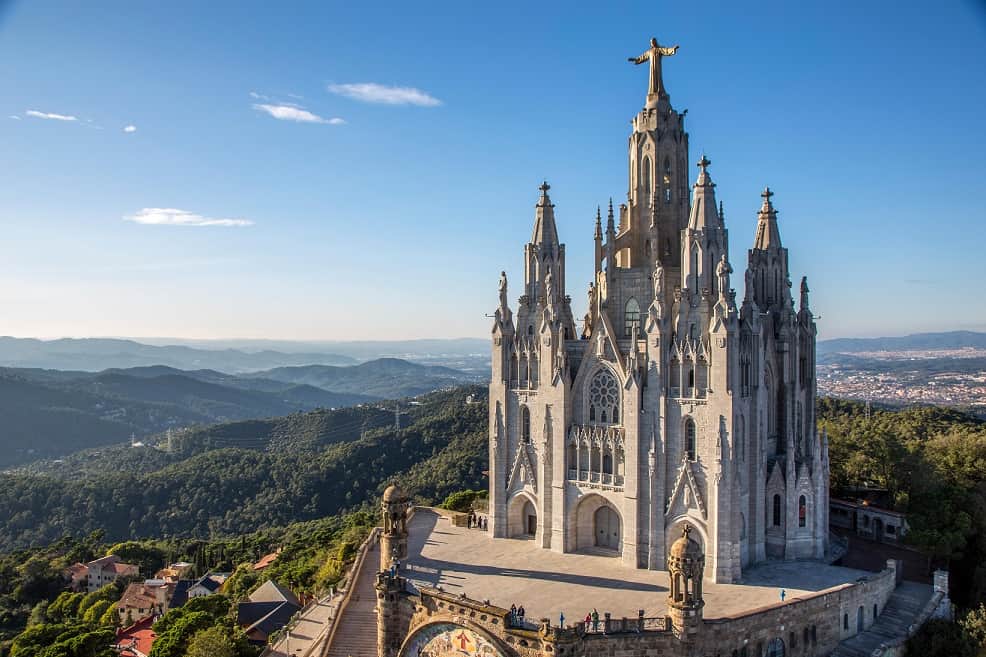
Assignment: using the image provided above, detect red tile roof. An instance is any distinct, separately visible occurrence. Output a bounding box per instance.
[117,617,156,657]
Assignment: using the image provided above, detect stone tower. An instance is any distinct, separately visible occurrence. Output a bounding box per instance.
[667,524,705,639]
[489,38,828,583]
[380,484,409,571]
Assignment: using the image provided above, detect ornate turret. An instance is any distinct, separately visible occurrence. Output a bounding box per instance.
[746,187,792,313]
[380,484,410,571]
[667,524,705,638]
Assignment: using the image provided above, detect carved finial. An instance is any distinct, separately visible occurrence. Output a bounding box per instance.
[800,276,810,310]
[539,180,550,195]
[606,198,615,233]
[697,154,711,174]
[682,523,692,540]
[718,200,724,221]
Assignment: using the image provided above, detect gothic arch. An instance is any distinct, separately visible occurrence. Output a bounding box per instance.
[571,493,623,554]
[682,415,697,461]
[506,490,537,539]
[584,365,622,426]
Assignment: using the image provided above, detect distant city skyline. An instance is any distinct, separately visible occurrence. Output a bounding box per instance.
[1,1,984,341]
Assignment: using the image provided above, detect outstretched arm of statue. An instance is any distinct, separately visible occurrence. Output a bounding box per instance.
[658,45,679,56]
[628,54,647,64]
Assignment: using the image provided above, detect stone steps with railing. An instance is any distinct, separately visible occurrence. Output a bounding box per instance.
[829,581,934,657]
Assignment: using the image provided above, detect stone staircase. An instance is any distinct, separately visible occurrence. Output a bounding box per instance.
[324,541,380,657]
[830,582,933,657]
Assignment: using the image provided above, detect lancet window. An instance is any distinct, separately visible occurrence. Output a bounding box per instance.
[624,298,641,337]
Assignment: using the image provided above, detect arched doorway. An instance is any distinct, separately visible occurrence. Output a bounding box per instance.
[857,605,864,631]
[594,505,620,550]
[523,501,537,536]
[507,494,537,539]
[399,622,508,657]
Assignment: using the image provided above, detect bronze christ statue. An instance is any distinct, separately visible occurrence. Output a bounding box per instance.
[629,37,679,102]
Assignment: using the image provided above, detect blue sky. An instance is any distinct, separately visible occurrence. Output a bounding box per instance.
[1,0,984,341]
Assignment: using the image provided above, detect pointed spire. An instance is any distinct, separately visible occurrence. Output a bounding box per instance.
[530,180,559,247]
[718,201,725,222]
[594,206,603,239]
[752,186,782,250]
[606,198,615,234]
[800,276,810,311]
[687,155,720,231]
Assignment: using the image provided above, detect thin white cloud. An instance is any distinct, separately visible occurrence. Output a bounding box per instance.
[25,109,78,121]
[125,208,254,227]
[9,115,20,120]
[249,91,269,100]
[123,125,137,133]
[327,82,442,107]
[252,102,343,125]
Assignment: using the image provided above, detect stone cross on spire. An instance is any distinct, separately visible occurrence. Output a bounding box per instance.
[628,37,679,106]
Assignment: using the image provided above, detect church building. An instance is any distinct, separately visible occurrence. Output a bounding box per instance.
[488,37,829,583]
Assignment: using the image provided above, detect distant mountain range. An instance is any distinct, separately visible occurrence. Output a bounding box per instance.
[818,331,986,354]
[0,336,356,372]
[0,358,482,468]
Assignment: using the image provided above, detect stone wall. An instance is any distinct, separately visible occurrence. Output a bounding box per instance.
[387,561,900,657]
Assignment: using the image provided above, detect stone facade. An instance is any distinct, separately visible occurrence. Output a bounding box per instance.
[488,39,827,583]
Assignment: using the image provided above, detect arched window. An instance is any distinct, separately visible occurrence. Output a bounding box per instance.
[803,628,809,647]
[641,156,652,209]
[602,453,613,474]
[685,419,696,460]
[765,638,785,657]
[773,494,782,526]
[687,366,695,389]
[520,406,531,443]
[588,369,620,425]
[799,495,807,528]
[624,298,641,337]
[843,613,849,630]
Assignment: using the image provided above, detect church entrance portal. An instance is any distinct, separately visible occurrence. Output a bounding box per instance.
[594,506,620,549]
[524,501,537,536]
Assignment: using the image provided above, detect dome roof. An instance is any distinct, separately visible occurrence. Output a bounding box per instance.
[383,484,406,503]
[669,524,703,561]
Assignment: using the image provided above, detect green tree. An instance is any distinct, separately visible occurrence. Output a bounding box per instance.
[148,611,214,657]
[82,600,112,625]
[185,626,235,657]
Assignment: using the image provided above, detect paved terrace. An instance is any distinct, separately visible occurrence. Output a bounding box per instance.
[403,509,874,622]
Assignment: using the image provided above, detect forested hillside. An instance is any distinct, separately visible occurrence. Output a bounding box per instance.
[820,398,986,608]
[0,386,487,551]
[0,358,479,468]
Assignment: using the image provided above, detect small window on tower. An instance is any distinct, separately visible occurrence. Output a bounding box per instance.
[773,494,782,526]
[520,406,531,443]
[624,298,641,337]
[685,419,696,460]
[799,495,807,527]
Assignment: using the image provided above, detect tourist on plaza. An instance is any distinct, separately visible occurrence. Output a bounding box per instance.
[518,605,525,622]
[510,604,517,626]
[591,608,599,632]
[584,612,591,631]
